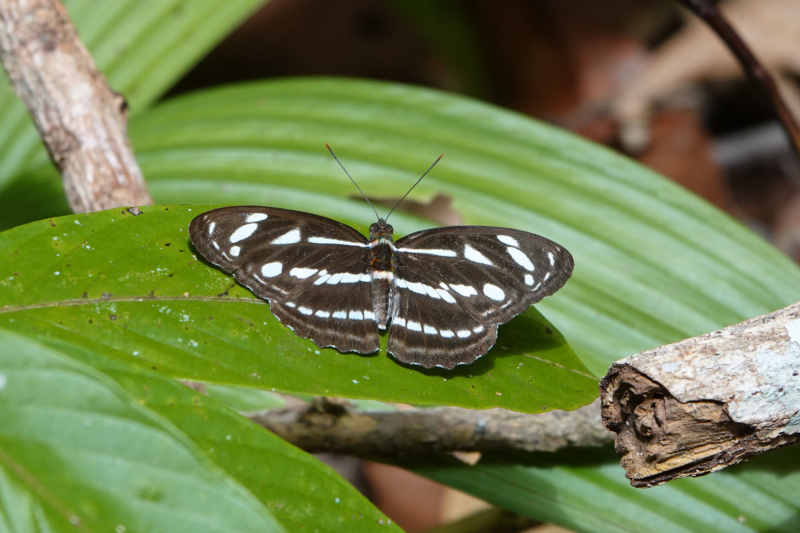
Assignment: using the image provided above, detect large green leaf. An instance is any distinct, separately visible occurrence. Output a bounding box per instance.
[43,336,400,533]
[0,327,399,533]
[0,0,265,189]
[0,329,286,533]
[129,78,800,374]
[414,445,800,533]
[0,205,598,413]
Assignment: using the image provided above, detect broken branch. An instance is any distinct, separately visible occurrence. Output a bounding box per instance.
[601,301,800,487]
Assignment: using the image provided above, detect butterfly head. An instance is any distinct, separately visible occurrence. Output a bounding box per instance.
[369,218,394,241]
[325,143,444,234]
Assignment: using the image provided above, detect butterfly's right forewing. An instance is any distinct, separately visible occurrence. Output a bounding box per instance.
[190,206,380,353]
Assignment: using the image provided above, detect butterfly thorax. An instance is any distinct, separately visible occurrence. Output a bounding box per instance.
[368,219,394,330]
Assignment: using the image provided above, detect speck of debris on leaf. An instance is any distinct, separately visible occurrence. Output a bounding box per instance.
[109,315,116,320]
[127,207,141,216]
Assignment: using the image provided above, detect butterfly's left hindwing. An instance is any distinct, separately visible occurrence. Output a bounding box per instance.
[189,206,380,353]
[388,226,573,368]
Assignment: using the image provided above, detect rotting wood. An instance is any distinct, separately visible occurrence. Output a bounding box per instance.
[601,301,800,488]
[0,0,152,213]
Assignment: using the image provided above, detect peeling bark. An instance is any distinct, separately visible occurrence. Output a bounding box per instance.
[0,0,152,212]
[249,397,612,459]
[601,301,800,487]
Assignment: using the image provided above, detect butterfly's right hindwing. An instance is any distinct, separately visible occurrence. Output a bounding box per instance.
[190,206,380,353]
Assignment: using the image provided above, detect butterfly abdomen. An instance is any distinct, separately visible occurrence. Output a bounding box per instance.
[369,223,395,330]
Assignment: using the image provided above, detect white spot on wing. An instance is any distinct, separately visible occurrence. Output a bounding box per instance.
[398,248,457,257]
[483,283,505,301]
[333,311,347,319]
[525,274,534,286]
[407,321,422,332]
[364,311,376,321]
[473,325,484,333]
[497,235,519,247]
[423,325,438,334]
[308,236,368,247]
[450,284,477,297]
[261,262,282,277]
[507,247,534,271]
[286,302,296,308]
[298,307,313,315]
[457,330,471,338]
[230,223,258,243]
[314,274,332,285]
[290,267,318,279]
[423,285,441,299]
[341,273,363,283]
[349,310,364,320]
[230,246,240,257]
[315,310,330,318]
[464,244,493,266]
[373,271,394,281]
[393,317,406,327]
[548,252,555,265]
[326,273,345,285]
[272,228,301,245]
[437,289,457,303]
[245,213,268,222]
[207,222,216,234]
[440,330,455,338]
[408,281,425,294]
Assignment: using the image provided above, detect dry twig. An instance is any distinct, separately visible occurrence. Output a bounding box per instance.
[248,397,610,459]
[677,0,800,156]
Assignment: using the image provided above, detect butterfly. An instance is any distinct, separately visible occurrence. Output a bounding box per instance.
[189,145,574,369]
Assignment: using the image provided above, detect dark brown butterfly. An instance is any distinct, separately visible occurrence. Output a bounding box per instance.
[189,146,573,369]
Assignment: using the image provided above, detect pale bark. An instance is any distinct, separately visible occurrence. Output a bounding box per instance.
[601,301,800,487]
[0,0,152,212]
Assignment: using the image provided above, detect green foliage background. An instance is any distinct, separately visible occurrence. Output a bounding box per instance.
[1,1,800,532]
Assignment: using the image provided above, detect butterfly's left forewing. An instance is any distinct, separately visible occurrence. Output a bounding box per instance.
[389,226,573,368]
[190,206,380,353]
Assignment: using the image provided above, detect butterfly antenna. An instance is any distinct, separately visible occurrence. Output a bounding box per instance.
[385,154,444,222]
[325,143,381,221]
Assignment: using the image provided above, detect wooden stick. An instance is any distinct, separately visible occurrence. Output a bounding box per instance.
[0,0,152,213]
[248,397,611,459]
[600,301,800,488]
